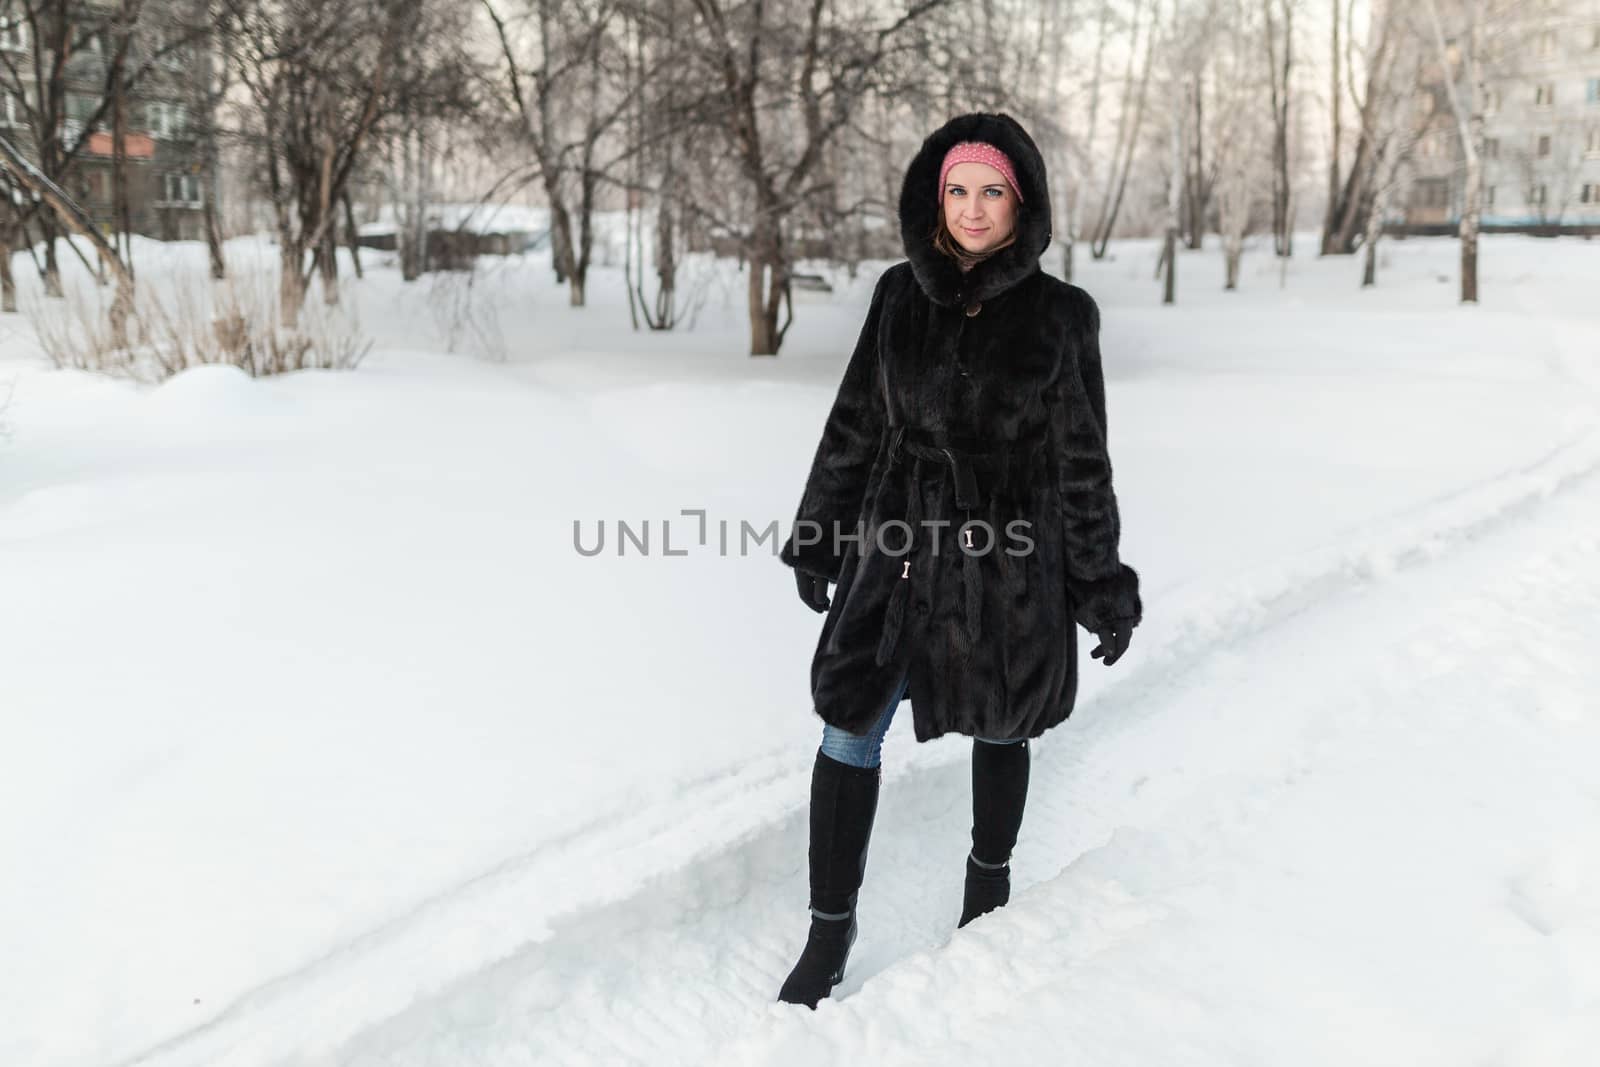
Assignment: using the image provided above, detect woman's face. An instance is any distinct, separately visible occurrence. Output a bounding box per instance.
[941,161,1018,254]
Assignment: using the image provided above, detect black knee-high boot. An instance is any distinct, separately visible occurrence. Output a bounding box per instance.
[777,749,882,1008]
[960,737,1030,928]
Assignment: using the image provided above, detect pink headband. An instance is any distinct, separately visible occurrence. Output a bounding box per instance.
[937,141,1024,204]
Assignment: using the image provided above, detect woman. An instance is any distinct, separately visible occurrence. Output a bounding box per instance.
[775,111,1142,1009]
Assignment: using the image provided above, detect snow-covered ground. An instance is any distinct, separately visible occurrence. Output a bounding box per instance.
[2,231,1598,1066]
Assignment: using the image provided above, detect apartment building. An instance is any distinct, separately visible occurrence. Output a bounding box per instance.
[0,2,210,241]
[1405,0,1600,231]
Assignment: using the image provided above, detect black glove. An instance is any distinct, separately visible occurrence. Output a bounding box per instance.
[1090,618,1136,666]
[795,569,831,614]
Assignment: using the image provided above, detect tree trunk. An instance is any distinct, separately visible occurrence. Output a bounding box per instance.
[1321,0,1342,255]
[0,216,14,312]
[201,26,227,282]
[203,179,225,280]
[112,21,134,274]
[549,201,573,285]
[747,255,773,355]
[319,226,338,305]
[1460,149,1480,303]
[1264,0,1293,257]
[1361,182,1386,287]
[343,188,362,280]
[746,216,789,356]
[279,240,304,327]
[1184,71,1207,249]
[1163,82,1182,304]
[43,229,62,298]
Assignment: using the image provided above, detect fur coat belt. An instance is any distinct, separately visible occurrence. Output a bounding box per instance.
[873,422,1051,671]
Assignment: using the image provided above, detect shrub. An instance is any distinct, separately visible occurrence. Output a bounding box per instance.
[23,264,373,382]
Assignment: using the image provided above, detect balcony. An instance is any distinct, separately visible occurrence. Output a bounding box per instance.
[84,130,155,158]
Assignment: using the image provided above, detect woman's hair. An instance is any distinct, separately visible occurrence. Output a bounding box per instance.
[930,208,1020,269]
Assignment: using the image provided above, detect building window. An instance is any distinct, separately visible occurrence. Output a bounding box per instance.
[1485,185,1496,207]
[1484,137,1499,159]
[1537,133,1552,157]
[1538,30,1556,57]
[65,93,99,124]
[1483,86,1501,113]
[1529,184,1548,206]
[1535,83,1555,107]
[0,16,25,52]
[60,93,99,146]
[145,100,189,139]
[1588,126,1600,156]
[1581,183,1600,203]
[1588,78,1600,104]
[83,168,110,202]
[0,89,23,127]
[160,171,199,205]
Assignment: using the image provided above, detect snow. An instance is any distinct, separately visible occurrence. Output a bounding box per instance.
[3,230,1600,1066]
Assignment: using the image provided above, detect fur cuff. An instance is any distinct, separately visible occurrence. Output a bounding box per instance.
[780,533,841,584]
[1067,563,1142,634]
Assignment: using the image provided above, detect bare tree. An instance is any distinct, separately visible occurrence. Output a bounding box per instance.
[375,1,478,283]
[620,0,694,330]
[1420,0,1487,302]
[1160,77,1182,302]
[479,0,637,307]
[1322,0,1407,255]
[1360,117,1418,287]
[1347,2,1425,286]
[1261,0,1295,256]
[684,0,945,355]
[223,0,425,324]
[1091,0,1159,257]
[1062,0,1115,280]
[1211,0,1271,289]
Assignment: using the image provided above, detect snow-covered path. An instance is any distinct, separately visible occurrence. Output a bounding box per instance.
[129,410,1600,1067]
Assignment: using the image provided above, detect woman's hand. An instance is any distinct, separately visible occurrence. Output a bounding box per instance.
[795,570,832,613]
[1090,619,1136,666]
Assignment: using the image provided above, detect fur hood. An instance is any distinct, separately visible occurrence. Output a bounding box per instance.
[897,112,1053,308]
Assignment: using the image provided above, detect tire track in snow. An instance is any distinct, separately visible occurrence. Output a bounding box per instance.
[128,422,1600,1067]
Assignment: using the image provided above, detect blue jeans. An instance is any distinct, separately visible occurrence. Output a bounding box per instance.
[820,668,1026,769]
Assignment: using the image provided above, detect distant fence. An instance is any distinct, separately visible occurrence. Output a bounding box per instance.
[1383,221,1600,238]
[356,228,544,268]
[696,231,903,263]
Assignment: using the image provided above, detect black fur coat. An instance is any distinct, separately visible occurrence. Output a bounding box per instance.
[780,112,1141,742]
